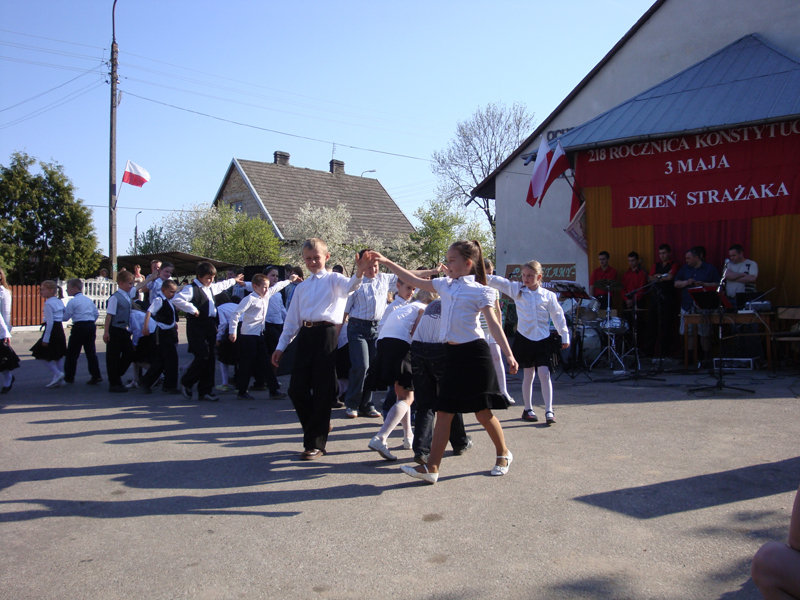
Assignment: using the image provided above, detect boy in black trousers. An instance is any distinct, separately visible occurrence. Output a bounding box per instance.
[103,270,136,393]
[272,238,369,460]
[172,262,242,401]
[63,278,102,385]
[139,279,180,394]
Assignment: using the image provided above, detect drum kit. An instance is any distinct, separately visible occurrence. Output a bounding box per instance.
[552,279,641,376]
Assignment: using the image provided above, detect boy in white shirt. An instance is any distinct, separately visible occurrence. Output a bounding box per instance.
[229,273,290,400]
[272,238,370,460]
[139,279,180,394]
[63,278,102,385]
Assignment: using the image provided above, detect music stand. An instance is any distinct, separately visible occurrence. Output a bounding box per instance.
[688,288,754,394]
[614,280,665,383]
[550,281,592,381]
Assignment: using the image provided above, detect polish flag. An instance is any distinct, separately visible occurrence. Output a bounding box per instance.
[122,160,150,187]
[538,140,570,206]
[525,136,552,207]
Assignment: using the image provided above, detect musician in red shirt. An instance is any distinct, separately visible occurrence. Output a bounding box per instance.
[622,251,648,340]
[589,251,618,310]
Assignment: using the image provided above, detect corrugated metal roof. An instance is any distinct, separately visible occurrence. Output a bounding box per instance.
[527,34,800,158]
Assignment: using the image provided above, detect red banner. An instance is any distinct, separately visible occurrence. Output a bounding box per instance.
[574,120,800,227]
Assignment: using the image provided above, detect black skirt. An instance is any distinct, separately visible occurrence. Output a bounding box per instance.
[216,335,239,365]
[30,322,67,361]
[437,339,509,414]
[512,332,559,371]
[365,337,414,391]
[0,340,20,372]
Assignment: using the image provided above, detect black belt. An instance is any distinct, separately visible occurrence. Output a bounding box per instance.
[349,317,379,326]
[302,320,334,328]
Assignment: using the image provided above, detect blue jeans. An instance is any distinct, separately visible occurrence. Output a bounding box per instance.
[345,319,378,412]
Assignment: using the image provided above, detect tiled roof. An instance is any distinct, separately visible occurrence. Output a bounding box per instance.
[219,159,415,242]
[546,34,800,153]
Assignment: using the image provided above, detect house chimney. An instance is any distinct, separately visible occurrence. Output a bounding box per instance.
[329,159,344,175]
[274,151,290,166]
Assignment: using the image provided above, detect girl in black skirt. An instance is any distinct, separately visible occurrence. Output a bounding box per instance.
[366,290,434,461]
[0,268,19,393]
[366,241,519,484]
[30,280,68,388]
[487,260,570,425]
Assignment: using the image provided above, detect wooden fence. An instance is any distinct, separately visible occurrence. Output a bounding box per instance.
[9,278,118,328]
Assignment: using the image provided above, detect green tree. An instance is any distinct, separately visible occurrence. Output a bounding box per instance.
[218,216,281,266]
[431,102,535,238]
[127,225,178,255]
[410,199,495,267]
[0,152,101,284]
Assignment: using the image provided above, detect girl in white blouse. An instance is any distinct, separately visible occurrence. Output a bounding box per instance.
[29,280,68,388]
[366,241,519,484]
[0,268,20,393]
[487,260,569,425]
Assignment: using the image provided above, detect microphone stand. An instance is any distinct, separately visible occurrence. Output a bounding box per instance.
[689,262,754,394]
[612,280,665,384]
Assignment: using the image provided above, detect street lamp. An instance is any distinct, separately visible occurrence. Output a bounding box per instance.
[360,169,376,177]
[134,210,142,255]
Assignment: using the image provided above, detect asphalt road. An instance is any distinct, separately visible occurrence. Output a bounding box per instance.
[1,328,798,600]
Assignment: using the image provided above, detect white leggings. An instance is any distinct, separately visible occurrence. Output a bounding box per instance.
[522,366,553,413]
[488,341,510,398]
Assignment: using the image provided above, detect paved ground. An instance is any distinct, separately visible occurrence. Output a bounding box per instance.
[1,328,799,600]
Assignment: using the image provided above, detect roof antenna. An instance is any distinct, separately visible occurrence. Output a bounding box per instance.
[331,143,336,161]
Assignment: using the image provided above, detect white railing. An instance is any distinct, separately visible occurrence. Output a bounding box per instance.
[57,278,119,320]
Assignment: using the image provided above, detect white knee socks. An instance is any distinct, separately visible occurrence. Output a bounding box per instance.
[44,360,61,376]
[522,366,554,413]
[3,371,12,387]
[219,362,229,386]
[377,399,410,442]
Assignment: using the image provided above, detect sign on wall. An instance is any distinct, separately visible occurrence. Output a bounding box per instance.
[575,121,800,227]
[505,263,577,288]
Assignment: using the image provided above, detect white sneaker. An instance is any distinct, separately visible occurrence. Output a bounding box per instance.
[46,371,66,388]
[368,436,397,461]
[125,380,139,389]
[402,436,413,450]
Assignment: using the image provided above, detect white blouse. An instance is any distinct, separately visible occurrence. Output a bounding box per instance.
[487,275,569,344]
[377,301,426,344]
[431,275,496,344]
[0,286,11,339]
[42,296,65,343]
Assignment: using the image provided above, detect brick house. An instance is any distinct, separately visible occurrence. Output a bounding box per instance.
[212,151,415,242]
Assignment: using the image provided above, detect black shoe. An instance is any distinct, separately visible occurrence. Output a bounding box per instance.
[250,384,268,392]
[199,393,220,402]
[522,409,538,422]
[86,377,103,385]
[452,436,474,456]
[162,388,181,395]
[270,391,287,399]
[330,399,344,408]
[109,385,129,393]
[237,393,255,400]
[64,377,74,384]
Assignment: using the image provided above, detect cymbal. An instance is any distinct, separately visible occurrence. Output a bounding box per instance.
[593,279,623,292]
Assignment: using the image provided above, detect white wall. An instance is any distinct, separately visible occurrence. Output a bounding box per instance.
[496,0,800,286]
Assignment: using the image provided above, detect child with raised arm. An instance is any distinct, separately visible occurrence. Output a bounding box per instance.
[366,241,519,484]
[171,262,242,402]
[228,273,291,400]
[366,290,433,461]
[139,278,180,394]
[30,280,68,388]
[272,238,369,460]
[487,260,569,425]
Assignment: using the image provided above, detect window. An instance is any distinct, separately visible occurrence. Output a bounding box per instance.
[231,202,243,213]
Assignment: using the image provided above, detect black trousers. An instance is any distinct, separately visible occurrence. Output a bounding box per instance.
[252,325,281,391]
[182,319,217,396]
[237,333,274,394]
[140,327,179,390]
[410,341,469,456]
[106,326,134,386]
[288,324,336,451]
[65,321,101,380]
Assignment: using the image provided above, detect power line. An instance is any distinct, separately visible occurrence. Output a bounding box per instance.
[0,81,104,129]
[121,90,434,163]
[0,40,105,62]
[0,55,106,74]
[0,66,103,112]
[0,28,107,50]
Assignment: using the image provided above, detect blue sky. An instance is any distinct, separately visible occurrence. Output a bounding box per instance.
[0,0,656,257]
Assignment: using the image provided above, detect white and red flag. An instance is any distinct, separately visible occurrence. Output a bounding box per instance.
[538,140,570,206]
[525,136,552,207]
[122,160,150,187]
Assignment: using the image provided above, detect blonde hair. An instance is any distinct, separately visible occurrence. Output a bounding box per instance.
[523,260,543,277]
[449,240,487,285]
[415,290,436,305]
[41,280,57,291]
[116,270,135,284]
[302,237,328,254]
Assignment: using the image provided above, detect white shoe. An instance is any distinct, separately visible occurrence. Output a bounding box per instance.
[400,464,438,484]
[403,436,413,450]
[505,393,515,405]
[46,371,66,388]
[125,380,138,389]
[491,451,513,476]
[368,436,397,461]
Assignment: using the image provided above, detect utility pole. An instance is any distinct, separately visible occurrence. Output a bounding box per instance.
[109,0,119,278]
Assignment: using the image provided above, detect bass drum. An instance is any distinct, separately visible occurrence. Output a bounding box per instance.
[560,327,602,364]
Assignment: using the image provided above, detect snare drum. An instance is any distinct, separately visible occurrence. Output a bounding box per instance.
[602,317,629,335]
